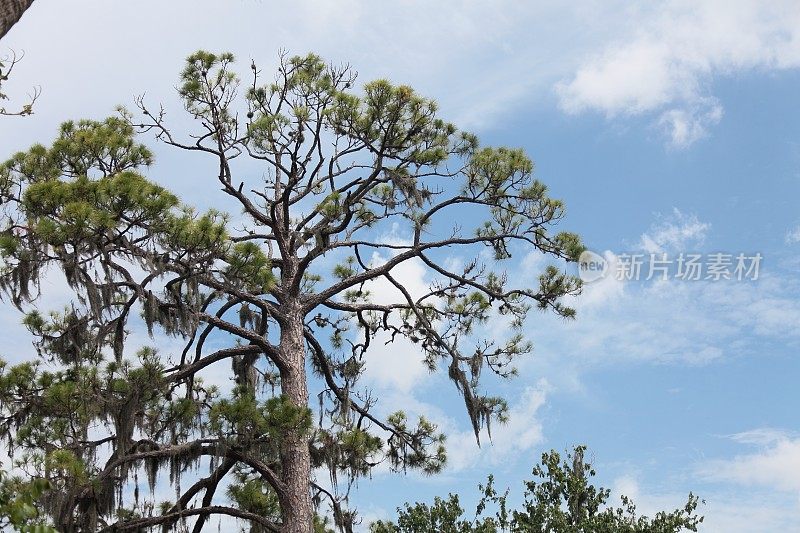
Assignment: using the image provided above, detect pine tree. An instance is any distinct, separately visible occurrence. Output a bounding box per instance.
[0,51,583,532]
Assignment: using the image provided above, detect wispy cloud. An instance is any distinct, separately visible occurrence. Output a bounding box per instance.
[637,208,710,254]
[556,1,800,147]
[522,211,800,389]
[658,101,724,148]
[699,429,800,494]
[5,1,800,157]
[609,470,800,533]
[786,226,800,244]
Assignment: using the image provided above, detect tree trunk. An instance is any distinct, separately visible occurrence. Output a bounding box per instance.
[0,0,35,40]
[279,301,313,532]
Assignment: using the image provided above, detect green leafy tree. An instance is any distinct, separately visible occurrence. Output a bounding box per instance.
[371,446,704,533]
[0,469,55,532]
[0,51,583,532]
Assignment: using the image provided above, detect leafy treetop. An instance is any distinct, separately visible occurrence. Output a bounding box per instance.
[371,446,704,533]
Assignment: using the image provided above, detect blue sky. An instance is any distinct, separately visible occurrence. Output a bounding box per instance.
[2,1,800,531]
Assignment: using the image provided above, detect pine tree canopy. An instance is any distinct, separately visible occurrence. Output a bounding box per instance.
[0,50,583,532]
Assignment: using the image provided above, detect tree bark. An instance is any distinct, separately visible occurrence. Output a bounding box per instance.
[279,300,313,532]
[0,0,35,40]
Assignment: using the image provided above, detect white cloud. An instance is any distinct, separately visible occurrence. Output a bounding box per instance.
[608,474,693,519]
[522,211,800,389]
[359,247,434,393]
[658,101,724,148]
[0,0,572,146]
[4,1,799,160]
[701,498,800,533]
[445,381,549,472]
[729,428,797,446]
[699,429,800,494]
[687,429,800,532]
[361,329,430,393]
[609,473,800,533]
[556,0,800,146]
[361,379,548,480]
[637,208,710,254]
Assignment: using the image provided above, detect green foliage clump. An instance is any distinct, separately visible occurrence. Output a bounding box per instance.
[0,469,55,532]
[210,388,313,446]
[371,446,704,533]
